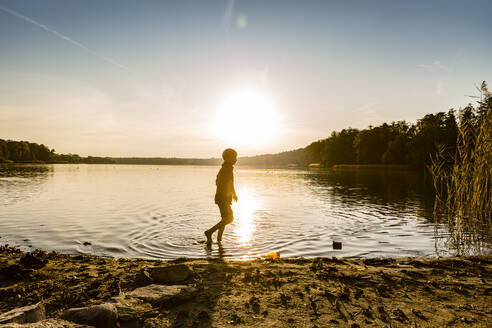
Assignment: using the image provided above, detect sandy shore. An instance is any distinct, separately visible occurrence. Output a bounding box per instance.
[0,246,491,327]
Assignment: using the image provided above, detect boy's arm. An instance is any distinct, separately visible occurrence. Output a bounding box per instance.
[232,173,238,201]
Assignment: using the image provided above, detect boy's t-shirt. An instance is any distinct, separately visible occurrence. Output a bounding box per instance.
[214,163,235,204]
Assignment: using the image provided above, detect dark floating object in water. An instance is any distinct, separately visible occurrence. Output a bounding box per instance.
[333,241,342,250]
[83,242,92,246]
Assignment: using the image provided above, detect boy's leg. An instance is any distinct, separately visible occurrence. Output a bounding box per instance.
[206,202,233,242]
[216,203,234,242]
[217,225,225,242]
[204,229,213,243]
[217,215,233,242]
[206,222,221,235]
[205,202,225,242]
[205,217,228,242]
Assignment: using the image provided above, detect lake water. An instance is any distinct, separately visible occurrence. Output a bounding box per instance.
[0,164,487,259]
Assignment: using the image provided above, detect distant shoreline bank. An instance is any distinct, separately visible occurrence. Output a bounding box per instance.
[1,162,422,171]
[332,164,417,171]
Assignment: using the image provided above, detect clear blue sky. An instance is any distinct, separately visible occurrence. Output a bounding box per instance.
[1,0,491,157]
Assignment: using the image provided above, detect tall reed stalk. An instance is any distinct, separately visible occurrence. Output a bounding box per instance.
[430,82,491,255]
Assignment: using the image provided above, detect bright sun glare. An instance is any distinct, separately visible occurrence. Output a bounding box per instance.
[213,87,282,147]
[232,188,258,246]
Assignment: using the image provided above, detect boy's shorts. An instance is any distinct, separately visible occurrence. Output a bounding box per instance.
[217,202,233,220]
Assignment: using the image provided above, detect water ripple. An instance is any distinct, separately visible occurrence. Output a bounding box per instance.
[1,164,487,259]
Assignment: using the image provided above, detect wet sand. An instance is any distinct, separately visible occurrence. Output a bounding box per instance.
[1,246,491,327]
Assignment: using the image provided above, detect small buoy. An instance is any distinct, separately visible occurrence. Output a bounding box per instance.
[333,241,342,250]
[262,252,280,259]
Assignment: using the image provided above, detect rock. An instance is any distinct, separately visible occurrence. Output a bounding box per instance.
[146,264,193,284]
[61,303,117,328]
[0,265,33,279]
[0,318,91,327]
[19,251,48,269]
[332,241,342,250]
[111,295,154,328]
[0,303,46,325]
[134,271,152,286]
[128,284,197,306]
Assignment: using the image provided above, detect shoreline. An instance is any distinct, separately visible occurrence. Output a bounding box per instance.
[1,162,422,170]
[1,246,491,327]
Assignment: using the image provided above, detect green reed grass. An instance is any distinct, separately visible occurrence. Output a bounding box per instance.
[430,82,491,255]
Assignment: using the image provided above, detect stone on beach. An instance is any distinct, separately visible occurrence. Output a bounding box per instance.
[0,318,91,327]
[61,303,117,328]
[0,303,46,325]
[148,264,193,284]
[141,264,193,284]
[111,295,155,327]
[128,284,197,305]
[19,251,48,269]
[134,270,152,286]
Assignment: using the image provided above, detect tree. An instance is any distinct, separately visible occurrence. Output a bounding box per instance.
[407,110,458,168]
[353,123,395,164]
[322,128,358,166]
[0,139,10,160]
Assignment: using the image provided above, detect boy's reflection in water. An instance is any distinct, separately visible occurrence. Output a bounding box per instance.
[205,242,226,259]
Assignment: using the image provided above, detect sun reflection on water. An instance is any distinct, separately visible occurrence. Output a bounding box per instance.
[232,188,258,246]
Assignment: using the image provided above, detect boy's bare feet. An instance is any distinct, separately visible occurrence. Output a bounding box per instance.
[204,230,212,244]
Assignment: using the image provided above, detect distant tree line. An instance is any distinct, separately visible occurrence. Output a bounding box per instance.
[239,110,458,170]
[0,139,115,164]
[0,140,54,163]
[240,100,487,170]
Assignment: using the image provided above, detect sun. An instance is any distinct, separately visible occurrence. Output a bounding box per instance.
[212,87,282,147]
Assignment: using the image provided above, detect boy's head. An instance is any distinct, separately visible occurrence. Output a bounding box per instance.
[222,148,237,164]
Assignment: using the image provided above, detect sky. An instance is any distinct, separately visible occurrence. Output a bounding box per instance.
[1,0,491,157]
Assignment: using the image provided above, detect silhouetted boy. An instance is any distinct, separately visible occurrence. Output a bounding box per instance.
[205,148,238,244]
